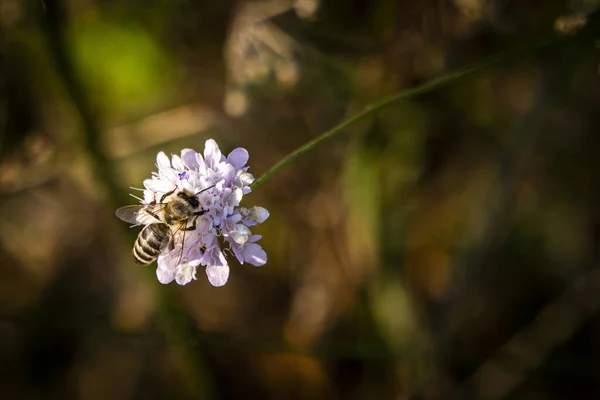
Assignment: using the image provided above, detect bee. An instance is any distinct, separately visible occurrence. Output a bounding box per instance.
[115,186,213,265]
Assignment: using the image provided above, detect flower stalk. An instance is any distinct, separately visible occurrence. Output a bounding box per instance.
[250,28,596,190]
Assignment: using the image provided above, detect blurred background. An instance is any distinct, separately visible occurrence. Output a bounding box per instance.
[1,0,600,399]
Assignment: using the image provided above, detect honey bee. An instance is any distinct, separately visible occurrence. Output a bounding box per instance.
[115,186,213,265]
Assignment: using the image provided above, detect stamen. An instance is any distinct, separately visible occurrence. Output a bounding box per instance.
[129,193,144,202]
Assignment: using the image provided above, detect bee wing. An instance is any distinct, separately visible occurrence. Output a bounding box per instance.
[115,204,164,225]
[161,228,176,252]
[115,205,146,224]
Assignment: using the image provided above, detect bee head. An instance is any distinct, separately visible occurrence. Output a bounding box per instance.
[177,191,200,209]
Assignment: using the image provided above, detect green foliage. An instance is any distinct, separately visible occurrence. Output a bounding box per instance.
[67,15,176,120]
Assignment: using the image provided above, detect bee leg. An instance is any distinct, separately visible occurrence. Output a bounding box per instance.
[182,215,199,231]
[145,210,163,222]
[193,208,206,216]
[159,187,177,203]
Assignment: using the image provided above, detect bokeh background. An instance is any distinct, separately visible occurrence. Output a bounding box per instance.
[2,1,600,399]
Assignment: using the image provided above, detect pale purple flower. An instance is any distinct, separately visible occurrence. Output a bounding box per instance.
[137,139,268,287]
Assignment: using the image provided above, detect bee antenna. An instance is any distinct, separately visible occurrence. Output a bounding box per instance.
[195,184,215,195]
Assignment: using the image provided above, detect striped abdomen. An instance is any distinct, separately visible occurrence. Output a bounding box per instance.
[133,223,171,265]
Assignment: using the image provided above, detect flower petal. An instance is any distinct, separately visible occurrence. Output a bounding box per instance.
[160,167,179,185]
[229,224,251,244]
[205,250,229,286]
[227,148,249,169]
[206,265,229,287]
[202,233,217,248]
[171,154,185,171]
[175,263,197,285]
[232,188,243,206]
[147,179,176,195]
[187,257,202,268]
[195,217,212,234]
[204,139,222,168]
[195,152,207,174]
[246,206,269,225]
[156,152,171,170]
[143,191,156,204]
[236,171,254,187]
[249,234,262,242]
[181,148,199,169]
[242,243,267,266]
[232,244,244,264]
[156,264,176,284]
[219,163,236,184]
[228,213,242,223]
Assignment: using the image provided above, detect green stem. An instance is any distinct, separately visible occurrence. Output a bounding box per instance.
[35,1,213,397]
[250,32,585,190]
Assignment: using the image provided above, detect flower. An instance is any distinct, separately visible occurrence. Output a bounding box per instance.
[136,139,269,287]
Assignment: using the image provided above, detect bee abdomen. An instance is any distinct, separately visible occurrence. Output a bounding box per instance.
[133,244,154,265]
[133,223,170,265]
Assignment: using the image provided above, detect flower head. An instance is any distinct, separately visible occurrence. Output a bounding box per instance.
[134,139,268,287]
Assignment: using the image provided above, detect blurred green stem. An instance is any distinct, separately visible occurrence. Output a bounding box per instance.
[35,1,213,397]
[251,18,598,190]
[34,0,125,205]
